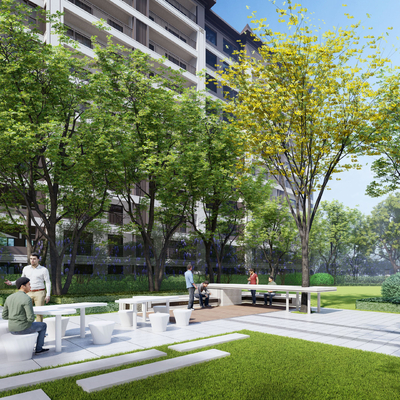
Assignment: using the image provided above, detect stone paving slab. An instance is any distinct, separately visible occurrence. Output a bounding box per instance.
[77,349,230,393]
[168,333,249,352]
[0,350,166,392]
[1,389,50,400]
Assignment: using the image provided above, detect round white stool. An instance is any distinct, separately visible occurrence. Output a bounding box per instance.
[2,332,38,362]
[173,309,192,327]
[0,321,9,355]
[45,317,70,340]
[153,305,168,314]
[149,313,170,332]
[118,310,136,328]
[88,321,115,345]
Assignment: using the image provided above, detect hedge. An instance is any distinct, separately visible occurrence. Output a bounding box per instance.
[356,297,400,313]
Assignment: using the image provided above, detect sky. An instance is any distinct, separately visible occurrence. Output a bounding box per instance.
[211,0,400,215]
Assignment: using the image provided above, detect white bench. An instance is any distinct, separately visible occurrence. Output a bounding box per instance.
[149,313,169,332]
[2,332,38,362]
[173,309,192,327]
[88,321,115,345]
[242,291,299,306]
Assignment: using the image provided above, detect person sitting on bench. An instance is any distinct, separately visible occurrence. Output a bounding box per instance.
[264,276,277,306]
[195,281,211,309]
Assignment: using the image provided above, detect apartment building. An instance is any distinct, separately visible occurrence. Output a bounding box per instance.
[0,0,269,276]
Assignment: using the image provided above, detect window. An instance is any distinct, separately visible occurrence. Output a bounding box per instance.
[206,50,217,69]
[64,264,93,274]
[222,62,230,71]
[108,235,123,257]
[109,204,123,225]
[108,265,124,274]
[68,0,93,14]
[66,27,92,49]
[223,86,237,100]
[108,19,123,33]
[206,74,217,93]
[223,38,238,60]
[205,25,217,45]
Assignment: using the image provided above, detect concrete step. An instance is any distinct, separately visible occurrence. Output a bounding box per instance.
[1,389,50,400]
[168,333,249,352]
[77,349,230,393]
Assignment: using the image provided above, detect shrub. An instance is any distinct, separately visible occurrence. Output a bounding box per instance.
[310,273,334,286]
[277,272,302,285]
[381,273,400,298]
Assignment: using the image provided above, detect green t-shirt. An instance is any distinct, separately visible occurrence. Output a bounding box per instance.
[268,281,277,293]
[2,291,35,332]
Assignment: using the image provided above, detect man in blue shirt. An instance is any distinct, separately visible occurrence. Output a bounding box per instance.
[184,264,197,310]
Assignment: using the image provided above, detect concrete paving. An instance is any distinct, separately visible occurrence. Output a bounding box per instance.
[1,305,400,379]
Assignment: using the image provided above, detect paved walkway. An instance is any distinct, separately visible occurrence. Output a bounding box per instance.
[1,305,400,378]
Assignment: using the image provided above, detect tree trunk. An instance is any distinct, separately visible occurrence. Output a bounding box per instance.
[204,241,214,283]
[300,227,310,313]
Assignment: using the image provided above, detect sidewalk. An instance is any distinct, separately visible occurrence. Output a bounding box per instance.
[1,305,400,378]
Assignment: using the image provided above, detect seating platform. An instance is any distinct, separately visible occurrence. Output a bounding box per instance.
[77,349,230,393]
[168,333,249,352]
[1,389,50,400]
[0,350,166,392]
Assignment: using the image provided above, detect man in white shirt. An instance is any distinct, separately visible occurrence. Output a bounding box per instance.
[5,253,51,322]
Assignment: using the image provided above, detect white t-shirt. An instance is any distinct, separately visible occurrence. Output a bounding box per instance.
[12,265,51,297]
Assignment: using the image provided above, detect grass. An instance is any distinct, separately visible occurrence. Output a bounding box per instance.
[2,330,400,400]
[310,286,382,310]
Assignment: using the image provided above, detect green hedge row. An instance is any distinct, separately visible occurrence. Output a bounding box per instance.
[356,298,400,313]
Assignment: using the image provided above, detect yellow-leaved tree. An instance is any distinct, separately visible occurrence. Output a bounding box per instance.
[217,0,396,310]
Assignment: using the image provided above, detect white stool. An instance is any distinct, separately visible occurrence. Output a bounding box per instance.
[118,310,137,328]
[0,321,9,355]
[149,313,169,332]
[45,317,69,340]
[153,305,168,314]
[173,309,192,327]
[88,321,115,345]
[2,332,38,362]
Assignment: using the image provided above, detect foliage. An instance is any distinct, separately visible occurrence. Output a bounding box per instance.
[3,330,400,399]
[381,272,400,298]
[310,273,334,286]
[335,275,387,286]
[369,193,400,273]
[277,272,302,285]
[356,298,400,313]
[217,0,394,307]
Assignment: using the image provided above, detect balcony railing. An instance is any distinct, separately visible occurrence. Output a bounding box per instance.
[164,0,196,23]
[149,40,196,75]
[67,0,133,38]
[149,11,196,49]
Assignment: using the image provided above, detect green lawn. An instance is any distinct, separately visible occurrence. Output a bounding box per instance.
[310,286,382,310]
[2,330,400,400]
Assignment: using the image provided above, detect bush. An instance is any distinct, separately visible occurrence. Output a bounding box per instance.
[335,275,387,286]
[276,272,302,285]
[310,273,334,286]
[381,273,400,298]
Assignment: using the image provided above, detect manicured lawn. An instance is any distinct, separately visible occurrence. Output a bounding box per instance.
[310,286,382,310]
[2,330,400,400]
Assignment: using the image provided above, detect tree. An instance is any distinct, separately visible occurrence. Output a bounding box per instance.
[89,41,192,292]
[0,1,111,294]
[369,193,400,274]
[243,196,299,278]
[217,1,393,310]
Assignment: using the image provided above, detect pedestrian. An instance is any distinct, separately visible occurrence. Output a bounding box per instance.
[184,263,197,310]
[247,268,259,305]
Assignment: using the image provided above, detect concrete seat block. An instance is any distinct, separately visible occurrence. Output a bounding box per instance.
[45,317,69,340]
[88,321,115,345]
[173,309,192,327]
[153,305,168,314]
[2,332,38,362]
[118,310,136,327]
[0,389,51,399]
[149,313,169,332]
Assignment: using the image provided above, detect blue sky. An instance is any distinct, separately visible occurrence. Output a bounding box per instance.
[211,0,400,215]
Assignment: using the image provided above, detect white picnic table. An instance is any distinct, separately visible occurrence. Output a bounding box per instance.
[33,306,76,352]
[116,295,180,322]
[207,283,337,314]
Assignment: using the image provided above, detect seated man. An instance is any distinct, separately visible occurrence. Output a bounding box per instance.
[2,277,48,354]
[194,281,211,309]
[264,276,277,306]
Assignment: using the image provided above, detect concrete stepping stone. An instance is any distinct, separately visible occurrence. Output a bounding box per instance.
[77,349,230,393]
[168,333,249,352]
[0,350,165,392]
[1,389,50,399]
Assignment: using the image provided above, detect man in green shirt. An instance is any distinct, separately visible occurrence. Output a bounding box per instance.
[2,277,48,354]
[264,276,277,306]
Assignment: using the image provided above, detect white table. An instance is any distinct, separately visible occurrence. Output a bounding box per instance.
[55,302,107,338]
[33,306,76,352]
[207,284,337,314]
[116,296,180,322]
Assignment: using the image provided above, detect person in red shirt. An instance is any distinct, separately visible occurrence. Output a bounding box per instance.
[247,269,259,305]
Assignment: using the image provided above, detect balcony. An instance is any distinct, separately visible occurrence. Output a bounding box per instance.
[149,11,196,49]
[164,0,196,23]
[149,40,196,75]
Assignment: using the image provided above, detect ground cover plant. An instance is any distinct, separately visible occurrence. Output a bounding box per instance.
[2,330,400,399]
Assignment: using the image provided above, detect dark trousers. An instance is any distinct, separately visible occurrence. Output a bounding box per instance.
[188,287,195,309]
[264,293,276,305]
[251,290,256,304]
[195,293,209,307]
[11,321,47,352]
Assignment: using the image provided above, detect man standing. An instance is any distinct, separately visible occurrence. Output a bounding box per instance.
[185,263,197,310]
[5,253,51,322]
[264,276,277,306]
[2,277,48,354]
[247,268,259,305]
[195,281,212,308]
